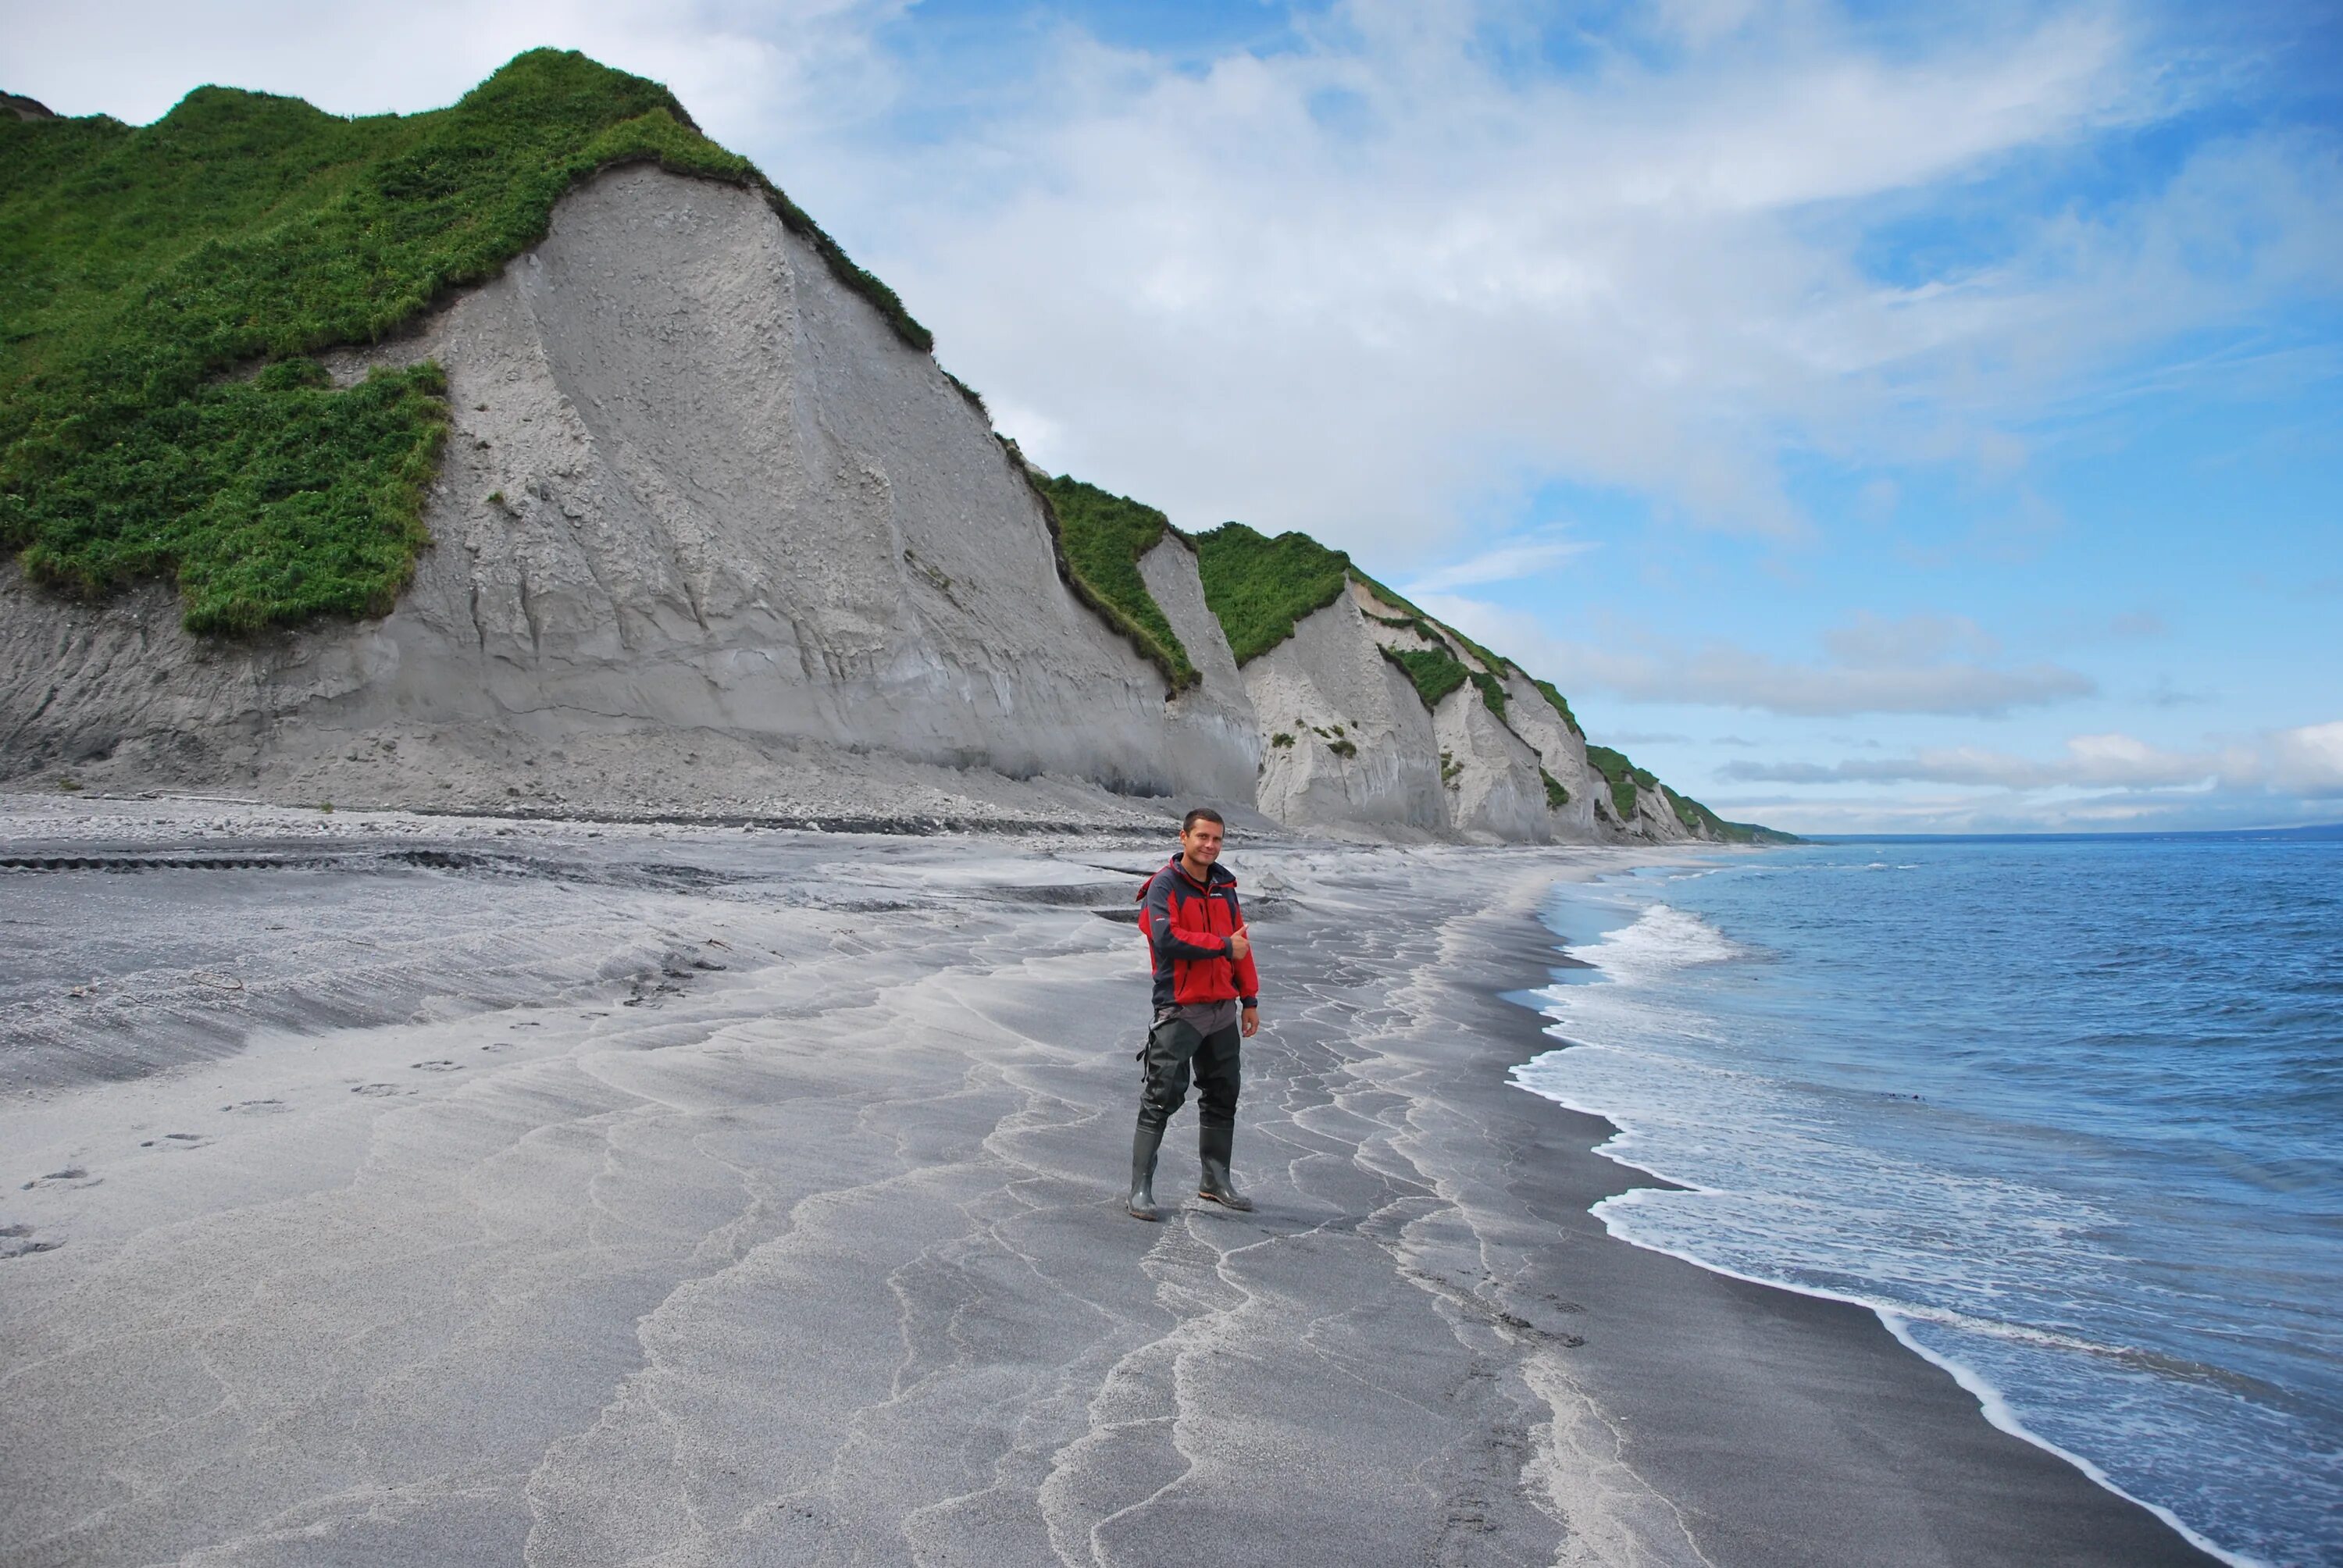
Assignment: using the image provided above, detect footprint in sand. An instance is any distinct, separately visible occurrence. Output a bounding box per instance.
[0,1224,62,1260]
[138,1133,209,1150]
[350,1083,413,1097]
[410,1060,462,1072]
[19,1167,102,1192]
[222,1099,287,1114]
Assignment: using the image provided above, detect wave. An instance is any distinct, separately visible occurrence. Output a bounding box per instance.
[1517,1044,2268,1567]
[1563,903,1745,981]
[1515,879,2318,1568]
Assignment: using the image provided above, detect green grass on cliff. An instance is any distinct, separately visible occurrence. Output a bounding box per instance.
[1037,475,1196,690]
[1584,743,1658,821]
[1193,522,1354,665]
[1348,577,1522,725]
[1666,789,1799,844]
[1467,668,1507,720]
[0,48,928,635]
[1350,574,1512,676]
[1530,678,1583,737]
[1381,644,1470,711]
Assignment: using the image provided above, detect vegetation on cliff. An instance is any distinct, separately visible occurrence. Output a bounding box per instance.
[1584,743,1659,821]
[1197,509,1774,836]
[1036,475,1197,690]
[1380,644,1471,710]
[1667,789,1799,844]
[1530,677,1584,737]
[1193,522,1356,665]
[1466,667,1508,719]
[0,49,926,635]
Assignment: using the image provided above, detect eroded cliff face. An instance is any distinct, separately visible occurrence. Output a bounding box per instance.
[1243,589,1446,836]
[1496,668,1600,839]
[1225,575,1722,846]
[1136,535,1263,792]
[0,166,1258,820]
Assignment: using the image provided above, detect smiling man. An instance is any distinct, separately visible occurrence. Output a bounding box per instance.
[1128,807,1261,1221]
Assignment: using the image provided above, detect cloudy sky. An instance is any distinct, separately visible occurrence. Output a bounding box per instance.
[9,0,2338,832]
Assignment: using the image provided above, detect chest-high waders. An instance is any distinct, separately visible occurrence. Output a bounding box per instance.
[1129,1010,1252,1221]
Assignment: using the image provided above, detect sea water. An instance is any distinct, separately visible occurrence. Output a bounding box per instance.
[1517,834,2341,1568]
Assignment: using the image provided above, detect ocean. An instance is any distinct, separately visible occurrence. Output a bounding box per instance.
[1517,833,2341,1568]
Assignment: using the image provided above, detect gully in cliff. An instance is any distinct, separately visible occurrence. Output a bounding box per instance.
[1128,807,1263,1221]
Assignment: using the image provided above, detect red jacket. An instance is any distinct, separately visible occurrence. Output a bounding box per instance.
[1139,854,1261,1011]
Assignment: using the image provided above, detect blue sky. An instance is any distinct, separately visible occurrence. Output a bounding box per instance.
[5,0,2338,832]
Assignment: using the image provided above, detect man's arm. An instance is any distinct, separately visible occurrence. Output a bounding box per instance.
[1229,889,1261,1008]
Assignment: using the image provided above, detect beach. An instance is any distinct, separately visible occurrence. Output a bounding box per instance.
[0,797,2216,1566]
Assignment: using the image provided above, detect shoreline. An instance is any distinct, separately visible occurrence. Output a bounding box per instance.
[1471,873,2225,1566]
[0,815,2224,1563]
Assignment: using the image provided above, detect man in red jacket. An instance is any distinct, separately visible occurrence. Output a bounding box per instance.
[1128,807,1261,1221]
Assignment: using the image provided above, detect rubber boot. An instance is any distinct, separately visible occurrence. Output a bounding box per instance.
[1197,1123,1254,1211]
[1129,1121,1166,1221]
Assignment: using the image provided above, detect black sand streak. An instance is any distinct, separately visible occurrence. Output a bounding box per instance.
[1452,901,2220,1568]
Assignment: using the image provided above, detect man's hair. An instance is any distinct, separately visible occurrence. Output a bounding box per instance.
[1181,807,1225,834]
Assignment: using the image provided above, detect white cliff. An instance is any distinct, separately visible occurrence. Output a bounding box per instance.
[1240,589,1446,836]
[1495,667,1601,839]
[1135,533,1263,797]
[1214,568,1726,845]
[0,166,1258,821]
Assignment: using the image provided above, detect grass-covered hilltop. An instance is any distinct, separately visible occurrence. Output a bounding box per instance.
[1,48,1784,843]
[0,49,919,635]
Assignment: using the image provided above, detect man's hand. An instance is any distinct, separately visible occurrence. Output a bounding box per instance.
[1240,1006,1260,1039]
[1227,925,1251,962]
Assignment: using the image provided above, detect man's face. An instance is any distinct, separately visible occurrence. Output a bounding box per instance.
[1182,818,1224,866]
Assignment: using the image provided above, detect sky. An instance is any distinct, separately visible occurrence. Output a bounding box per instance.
[6,0,2339,833]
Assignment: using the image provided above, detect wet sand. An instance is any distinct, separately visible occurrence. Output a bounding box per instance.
[0,798,2215,1565]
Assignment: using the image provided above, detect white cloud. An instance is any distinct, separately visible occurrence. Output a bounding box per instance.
[11,2,2336,571]
[1718,732,2221,788]
[2269,721,2343,796]
[1697,787,2263,836]
[1821,611,1999,668]
[850,2,2341,560]
[1715,723,2343,808]
[1604,650,2093,718]
[1422,597,2095,717]
[2061,731,2220,786]
[1401,537,1592,594]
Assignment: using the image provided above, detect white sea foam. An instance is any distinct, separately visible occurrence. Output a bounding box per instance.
[1516,879,2313,1568]
[1569,903,1743,979]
